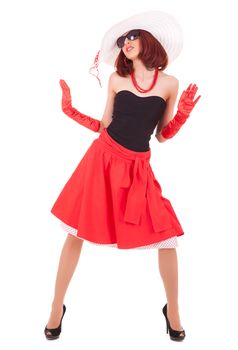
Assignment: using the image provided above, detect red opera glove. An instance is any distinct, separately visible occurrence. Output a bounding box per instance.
[161,84,201,139]
[59,79,101,132]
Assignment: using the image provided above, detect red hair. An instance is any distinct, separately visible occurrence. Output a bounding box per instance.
[115,29,168,77]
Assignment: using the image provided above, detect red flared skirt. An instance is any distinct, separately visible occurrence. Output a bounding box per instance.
[51,128,184,249]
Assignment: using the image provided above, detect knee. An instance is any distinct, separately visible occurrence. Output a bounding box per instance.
[66,233,84,247]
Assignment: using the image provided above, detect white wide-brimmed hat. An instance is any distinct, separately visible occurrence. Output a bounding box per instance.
[99,10,183,66]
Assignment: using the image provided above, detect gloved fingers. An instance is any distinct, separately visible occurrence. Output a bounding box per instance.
[59,79,73,110]
[178,90,186,103]
[186,83,193,90]
[59,79,70,90]
[186,83,196,94]
[186,84,199,100]
[59,79,71,99]
[193,94,201,106]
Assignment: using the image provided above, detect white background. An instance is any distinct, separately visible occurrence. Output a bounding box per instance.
[0,0,237,349]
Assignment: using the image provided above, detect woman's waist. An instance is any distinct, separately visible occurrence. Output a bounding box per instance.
[96,128,151,162]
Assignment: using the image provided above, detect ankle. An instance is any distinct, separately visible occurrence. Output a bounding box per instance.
[52,300,64,309]
[167,302,179,311]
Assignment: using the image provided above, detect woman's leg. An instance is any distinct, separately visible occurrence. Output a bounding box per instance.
[158,248,183,331]
[46,233,84,328]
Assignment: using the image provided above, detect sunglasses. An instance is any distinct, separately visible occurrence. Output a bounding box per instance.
[116,29,140,48]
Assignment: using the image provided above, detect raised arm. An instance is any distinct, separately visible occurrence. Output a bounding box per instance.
[155,77,201,142]
[59,79,101,132]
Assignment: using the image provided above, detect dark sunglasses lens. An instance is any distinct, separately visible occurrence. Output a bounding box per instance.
[127,30,140,40]
[117,36,125,48]
[116,30,140,48]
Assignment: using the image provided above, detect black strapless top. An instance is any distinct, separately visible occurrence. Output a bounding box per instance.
[106,90,167,151]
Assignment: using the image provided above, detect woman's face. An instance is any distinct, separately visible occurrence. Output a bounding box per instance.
[120,30,141,60]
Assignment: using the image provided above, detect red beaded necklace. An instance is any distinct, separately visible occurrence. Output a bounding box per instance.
[130,68,159,93]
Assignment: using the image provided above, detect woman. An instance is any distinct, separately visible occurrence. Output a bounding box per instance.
[44,11,200,342]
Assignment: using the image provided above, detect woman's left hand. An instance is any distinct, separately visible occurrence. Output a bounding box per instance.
[177,84,201,116]
[160,83,201,139]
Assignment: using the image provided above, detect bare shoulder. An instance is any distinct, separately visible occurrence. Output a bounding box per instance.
[159,72,179,99]
[109,71,130,90]
[160,71,179,86]
[109,71,119,82]
[108,71,121,92]
[168,75,179,90]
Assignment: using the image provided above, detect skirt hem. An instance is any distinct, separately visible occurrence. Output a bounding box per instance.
[59,220,182,250]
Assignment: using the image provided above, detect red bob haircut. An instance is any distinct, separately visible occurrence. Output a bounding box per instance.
[115,29,168,77]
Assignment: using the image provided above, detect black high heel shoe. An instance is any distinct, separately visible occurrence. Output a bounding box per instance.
[44,304,66,340]
[162,303,185,341]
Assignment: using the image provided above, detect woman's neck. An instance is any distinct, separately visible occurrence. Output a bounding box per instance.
[132,59,155,81]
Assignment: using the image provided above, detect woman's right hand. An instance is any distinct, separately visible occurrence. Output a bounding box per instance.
[58,79,101,132]
[59,79,73,114]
